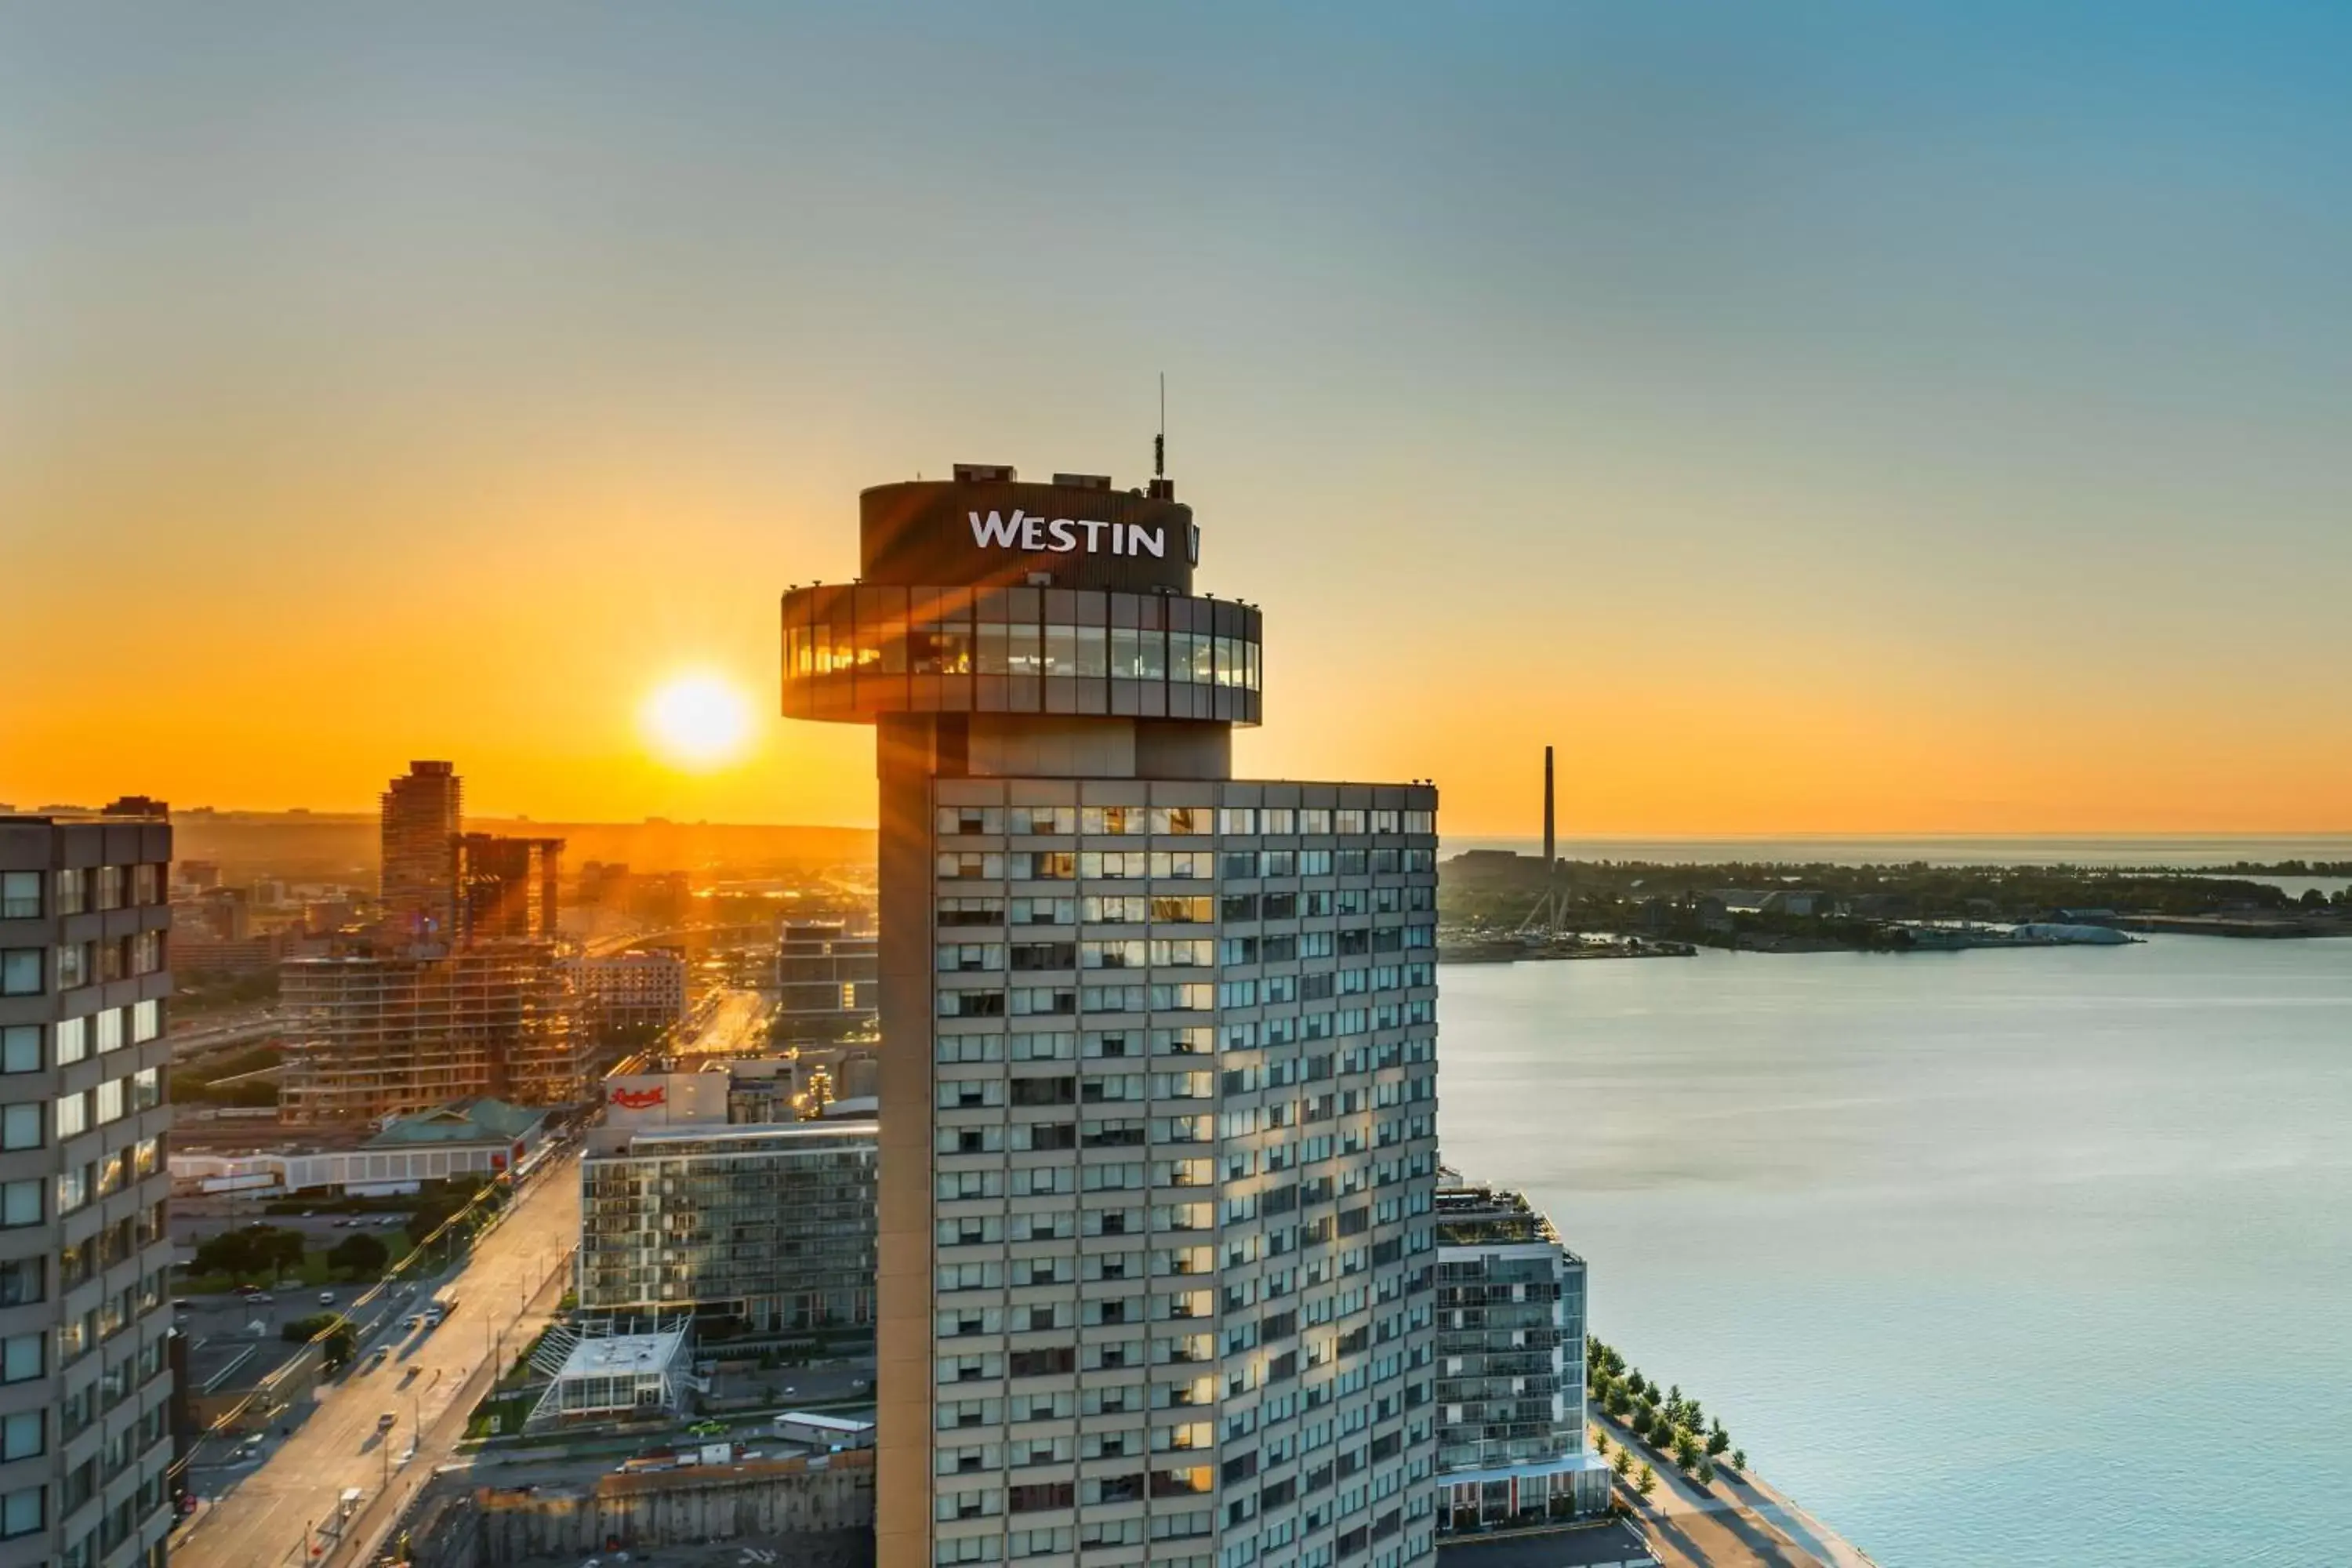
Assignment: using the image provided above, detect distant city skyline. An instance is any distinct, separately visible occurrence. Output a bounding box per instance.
[9,2,2351,836]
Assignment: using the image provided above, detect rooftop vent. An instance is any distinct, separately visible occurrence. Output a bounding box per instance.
[953,463,1016,484]
[1051,473,1113,492]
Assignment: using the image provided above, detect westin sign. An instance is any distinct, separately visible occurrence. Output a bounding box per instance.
[970,509,1185,561]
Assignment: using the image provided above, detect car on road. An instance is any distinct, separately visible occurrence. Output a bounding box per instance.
[367,1347,390,1370]
[376,1412,397,1432]
[318,1290,336,1304]
[249,1291,274,1304]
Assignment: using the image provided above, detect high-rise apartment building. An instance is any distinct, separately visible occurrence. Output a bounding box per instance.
[379,760,462,940]
[1431,1178,1606,1533]
[452,833,563,946]
[781,466,1442,1568]
[0,811,177,1568]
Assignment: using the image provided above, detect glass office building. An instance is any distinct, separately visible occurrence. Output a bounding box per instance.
[782,466,1441,1568]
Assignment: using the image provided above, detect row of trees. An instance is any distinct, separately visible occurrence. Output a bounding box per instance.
[189,1224,305,1279]
[187,1222,390,1282]
[1588,1337,1745,1491]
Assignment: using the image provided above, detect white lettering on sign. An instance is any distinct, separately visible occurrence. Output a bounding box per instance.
[969,510,1166,559]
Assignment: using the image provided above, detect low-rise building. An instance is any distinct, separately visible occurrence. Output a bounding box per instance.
[1434,1177,1610,1534]
[170,1097,554,1196]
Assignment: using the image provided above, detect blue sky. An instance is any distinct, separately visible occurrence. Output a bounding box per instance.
[5,2,2347,830]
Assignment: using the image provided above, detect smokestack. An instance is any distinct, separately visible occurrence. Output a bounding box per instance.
[1543,746,1555,873]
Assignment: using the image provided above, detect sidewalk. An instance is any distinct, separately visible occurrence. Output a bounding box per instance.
[1592,1412,1842,1568]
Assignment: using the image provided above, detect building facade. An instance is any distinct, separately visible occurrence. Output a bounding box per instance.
[452,833,563,946]
[1431,1180,1607,1533]
[277,945,586,1121]
[578,1123,879,1333]
[780,466,1442,1568]
[565,949,690,1036]
[379,761,462,941]
[0,812,177,1568]
[775,923,878,1039]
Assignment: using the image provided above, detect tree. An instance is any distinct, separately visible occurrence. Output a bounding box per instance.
[1612,1447,1632,1479]
[1694,1456,1715,1487]
[1732,1449,1748,1471]
[327,1232,390,1277]
[1707,1421,1730,1457]
[281,1312,343,1343]
[263,1227,305,1279]
[1592,1429,1610,1457]
[1674,1432,1703,1472]
[194,1224,305,1281]
[1635,1463,1657,1500]
[191,1231,257,1277]
[1605,1384,1632,1418]
[1629,1407,1653,1440]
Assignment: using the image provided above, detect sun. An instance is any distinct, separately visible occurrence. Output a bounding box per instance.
[641,671,754,770]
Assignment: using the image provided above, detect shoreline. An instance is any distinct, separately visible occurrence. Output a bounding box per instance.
[1592,1407,1877,1568]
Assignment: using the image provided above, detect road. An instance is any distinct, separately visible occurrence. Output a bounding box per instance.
[674,987,769,1058]
[175,1150,583,1568]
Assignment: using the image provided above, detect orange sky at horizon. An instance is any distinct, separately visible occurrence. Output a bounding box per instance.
[8,8,2350,840]
[7,439,2347,839]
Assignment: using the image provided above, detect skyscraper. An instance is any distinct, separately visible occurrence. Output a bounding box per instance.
[0,808,176,1568]
[379,760,462,940]
[781,466,1442,1568]
[452,832,563,946]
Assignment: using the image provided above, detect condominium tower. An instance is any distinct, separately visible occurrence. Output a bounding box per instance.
[379,760,462,940]
[0,811,177,1568]
[780,466,1442,1568]
[1431,1178,1606,1532]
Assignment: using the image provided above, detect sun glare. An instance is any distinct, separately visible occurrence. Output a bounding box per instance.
[643,672,754,770]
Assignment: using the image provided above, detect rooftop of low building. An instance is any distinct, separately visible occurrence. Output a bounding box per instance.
[366,1097,546,1147]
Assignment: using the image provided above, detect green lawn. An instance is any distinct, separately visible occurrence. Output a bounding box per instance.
[466,1391,538,1439]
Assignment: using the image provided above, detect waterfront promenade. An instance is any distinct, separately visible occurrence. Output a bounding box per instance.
[1595,1409,1877,1568]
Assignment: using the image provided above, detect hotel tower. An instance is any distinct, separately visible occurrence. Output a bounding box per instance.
[781,466,1441,1568]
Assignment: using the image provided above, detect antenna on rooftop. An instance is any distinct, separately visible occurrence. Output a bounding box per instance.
[1153,372,1167,479]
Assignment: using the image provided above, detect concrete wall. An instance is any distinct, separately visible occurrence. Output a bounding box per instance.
[412,1454,873,1568]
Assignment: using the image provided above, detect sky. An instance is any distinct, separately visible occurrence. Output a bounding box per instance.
[5,1,2349,837]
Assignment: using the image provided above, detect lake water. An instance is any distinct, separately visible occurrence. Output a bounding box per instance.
[1436,936,2352,1567]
